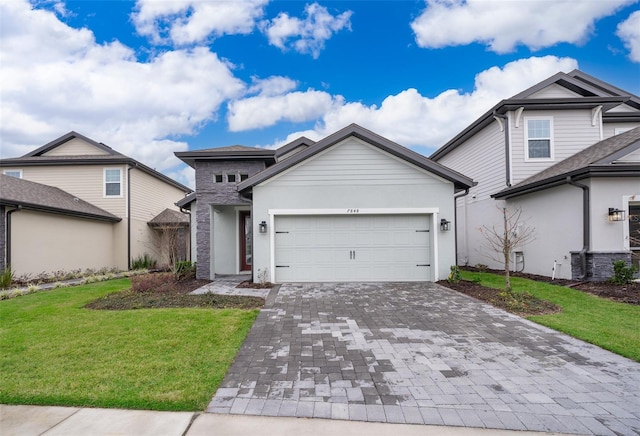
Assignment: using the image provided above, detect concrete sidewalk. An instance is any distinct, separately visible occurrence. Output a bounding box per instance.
[0,405,564,436]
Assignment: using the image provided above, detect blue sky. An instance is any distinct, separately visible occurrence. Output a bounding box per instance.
[1,0,639,187]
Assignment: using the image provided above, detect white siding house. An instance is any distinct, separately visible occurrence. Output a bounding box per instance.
[431,70,640,280]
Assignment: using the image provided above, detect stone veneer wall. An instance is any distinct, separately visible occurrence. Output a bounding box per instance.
[194,160,266,280]
[571,251,633,281]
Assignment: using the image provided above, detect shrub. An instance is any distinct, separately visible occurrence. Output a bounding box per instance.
[131,254,157,270]
[175,261,195,281]
[1,267,14,289]
[609,260,638,285]
[131,273,175,293]
[447,265,461,284]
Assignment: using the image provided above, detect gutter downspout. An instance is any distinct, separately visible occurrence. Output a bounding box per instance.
[493,111,511,187]
[127,165,133,270]
[567,176,590,280]
[5,206,22,270]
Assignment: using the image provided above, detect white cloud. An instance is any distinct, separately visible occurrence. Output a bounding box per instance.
[132,0,268,45]
[617,10,640,62]
[267,56,578,153]
[0,0,245,187]
[227,90,339,131]
[262,2,352,58]
[411,0,634,53]
[247,76,298,96]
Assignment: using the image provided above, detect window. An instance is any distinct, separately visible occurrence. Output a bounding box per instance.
[214,174,223,183]
[104,168,122,197]
[3,170,22,178]
[525,118,553,160]
[227,173,236,183]
[240,173,249,182]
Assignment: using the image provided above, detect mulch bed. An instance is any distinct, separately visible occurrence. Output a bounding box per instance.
[86,278,265,310]
[439,267,639,316]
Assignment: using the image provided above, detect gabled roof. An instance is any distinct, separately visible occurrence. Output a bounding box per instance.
[431,69,640,161]
[175,145,276,168]
[148,208,189,228]
[275,136,315,161]
[238,123,475,193]
[176,192,196,209]
[0,131,192,193]
[0,174,121,222]
[493,127,640,199]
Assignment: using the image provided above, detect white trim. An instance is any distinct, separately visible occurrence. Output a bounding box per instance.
[3,169,22,179]
[623,194,640,251]
[507,111,514,186]
[514,106,524,128]
[524,116,555,162]
[269,208,439,282]
[591,105,602,127]
[268,207,439,216]
[235,206,251,274]
[103,167,123,198]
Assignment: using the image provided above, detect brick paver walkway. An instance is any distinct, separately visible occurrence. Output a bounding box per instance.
[208,282,640,435]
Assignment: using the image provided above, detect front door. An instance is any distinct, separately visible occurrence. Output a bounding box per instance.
[239,211,252,272]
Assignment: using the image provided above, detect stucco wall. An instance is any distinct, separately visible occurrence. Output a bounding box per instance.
[251,138,457,282]
[10,210,116,276]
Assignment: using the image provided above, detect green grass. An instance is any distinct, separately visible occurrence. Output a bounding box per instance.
[461,271,640,362]
[0,279,259,411]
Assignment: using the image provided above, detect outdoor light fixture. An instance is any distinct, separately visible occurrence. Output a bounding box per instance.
[440,218,451,231]
[259,221,267,233]
[608,208,625,222]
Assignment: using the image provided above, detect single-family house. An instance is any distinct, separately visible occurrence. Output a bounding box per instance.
[430,70,640,280]
[176,124,475,283]
[0,131,192,276]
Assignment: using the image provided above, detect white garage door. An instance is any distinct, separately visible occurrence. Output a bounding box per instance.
[274,214,432,282]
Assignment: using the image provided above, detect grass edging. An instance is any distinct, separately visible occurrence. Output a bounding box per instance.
[0,279,259,411]
[461,271,640,362]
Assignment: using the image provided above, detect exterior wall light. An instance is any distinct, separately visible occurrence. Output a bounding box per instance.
[608,208,625,222]
[259,221,267,233]
[440,218,451,231]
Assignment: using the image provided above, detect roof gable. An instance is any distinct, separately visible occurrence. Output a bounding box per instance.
[24,131,121,157]
[239,124,475,192]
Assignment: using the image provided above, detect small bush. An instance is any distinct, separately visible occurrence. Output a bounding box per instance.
[131,273,175,293]
[131,254,157,270]
[1,267,14,289]
[175,261,195,281]
[609,260,638,285]
[475,264,488,272]
[447,265,461,284]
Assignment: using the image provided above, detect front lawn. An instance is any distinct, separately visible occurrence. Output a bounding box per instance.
[459,271,640,362]
[0,279,259,411]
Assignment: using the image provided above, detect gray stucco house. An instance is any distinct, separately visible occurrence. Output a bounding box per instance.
[176,124,475,283]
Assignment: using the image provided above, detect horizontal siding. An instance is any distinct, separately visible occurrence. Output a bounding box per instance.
[266,138,446,187]
[437,122,505,200]
[529,84,581,99]
[14,165,127,217]
[44,138,111,156]
[603,122,640,138]
[510,109,601,185]
[130,169,189,221]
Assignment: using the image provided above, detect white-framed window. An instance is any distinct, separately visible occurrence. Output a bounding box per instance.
[525,117,554,160]
[213,174,223,183]
[104,168,122,197]
[3,169,22,178]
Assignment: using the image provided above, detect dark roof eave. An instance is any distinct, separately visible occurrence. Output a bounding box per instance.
[492,165,640,199]
[0,157,192,193]
[431,96,630,160]
[0,200,121,222]
[175,150,276,168]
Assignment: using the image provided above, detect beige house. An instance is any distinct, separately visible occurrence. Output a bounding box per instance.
[1,131,192,276]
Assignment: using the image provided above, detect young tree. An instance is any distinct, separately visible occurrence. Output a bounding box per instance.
[478,206,535,292]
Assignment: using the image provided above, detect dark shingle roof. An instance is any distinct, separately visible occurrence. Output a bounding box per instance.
[493,127,640,199]
[147,208,189,227]
[0,174,121,221]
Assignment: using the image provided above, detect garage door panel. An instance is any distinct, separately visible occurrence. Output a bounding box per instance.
[274,214,432,282]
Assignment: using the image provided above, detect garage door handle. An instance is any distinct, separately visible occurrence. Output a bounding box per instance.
[276,265,290,268]
[416,264,431,267]
[349,250,356,260]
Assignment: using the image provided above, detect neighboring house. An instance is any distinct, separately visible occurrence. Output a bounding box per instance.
[176,124,475,283]
[431,70,640,281]
[1,131,192,275]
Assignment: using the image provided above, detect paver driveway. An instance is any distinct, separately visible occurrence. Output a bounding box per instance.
[208,282,640,435]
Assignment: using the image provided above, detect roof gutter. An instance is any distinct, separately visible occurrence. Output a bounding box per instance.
[566,176,590,280]
[493,111,511,187]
